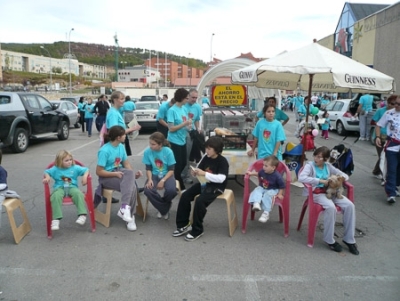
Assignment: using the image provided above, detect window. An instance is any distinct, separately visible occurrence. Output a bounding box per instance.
[0,96,11,104]
[333,101,344,112]
[37,96,52,110]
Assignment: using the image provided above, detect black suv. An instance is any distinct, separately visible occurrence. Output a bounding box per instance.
[0,92,70,153]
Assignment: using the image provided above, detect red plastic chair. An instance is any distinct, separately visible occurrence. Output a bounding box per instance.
[44,160,96,239]
[297,167,354,247]
[242,159,291,237]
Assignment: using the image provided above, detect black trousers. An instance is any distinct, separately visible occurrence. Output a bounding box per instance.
[170,142,187,190]
[176,183,221,236]
[156,120,168,139]
[125,135,132,156]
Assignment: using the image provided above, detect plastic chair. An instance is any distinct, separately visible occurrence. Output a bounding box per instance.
[242,160,291,237]
[143,180,181,222]
[296,167,354,247]
[44,160,96,239]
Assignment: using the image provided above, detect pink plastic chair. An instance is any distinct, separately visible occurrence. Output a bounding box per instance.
[44,160,96,239]
[297,167,354,247]
[242,159,291,237]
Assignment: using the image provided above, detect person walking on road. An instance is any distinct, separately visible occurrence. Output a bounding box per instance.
[355,93,374,141]
[93,94,110,132]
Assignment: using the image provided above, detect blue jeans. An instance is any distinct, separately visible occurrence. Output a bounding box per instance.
[385,150,400,197]
[85,118,93,136]
[95,115,106,132]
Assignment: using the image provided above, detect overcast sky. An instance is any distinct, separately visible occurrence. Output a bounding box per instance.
[0,0,395,62]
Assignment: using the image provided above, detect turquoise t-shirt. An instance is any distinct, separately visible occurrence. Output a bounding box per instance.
[321,118,330,130]
[373,107,388,135]
[314,162,329,187]
[142,146,176,176]
[167,104,188,145]
[257,107,288,122]
[97,142,127,171]
[359,94,373,113]
[252,119,286,160]
[298,104,314,116]
[156,101,171,121]
[184,102,202,130]
[84,103,95,119]
[202,97,210,105]
[44,165,88,189]
[294,96,304,108]
[106,107,126,129]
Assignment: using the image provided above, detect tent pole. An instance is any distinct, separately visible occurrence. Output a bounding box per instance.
[300,74,314,165]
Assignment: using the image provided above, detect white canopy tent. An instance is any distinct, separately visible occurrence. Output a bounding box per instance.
[196,58,281,111]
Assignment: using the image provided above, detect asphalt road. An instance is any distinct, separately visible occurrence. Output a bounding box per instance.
[0,111,399,301]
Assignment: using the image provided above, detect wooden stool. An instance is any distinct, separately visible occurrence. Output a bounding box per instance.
[143,180,181,222]
[95,189,144,227]
[191,189,238,237]
[2,198,32,244]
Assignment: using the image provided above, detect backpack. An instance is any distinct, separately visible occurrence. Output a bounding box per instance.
[329,144,354,176]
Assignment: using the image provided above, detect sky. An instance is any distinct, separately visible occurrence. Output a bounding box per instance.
[0,0,396,63]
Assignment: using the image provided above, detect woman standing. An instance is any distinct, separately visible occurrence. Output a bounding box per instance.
[167,88,192,190]
[77,96,86,133]
[84,98,95,137]
[142,132,177,219]
[247,104,286,160]
[106,91,141,156]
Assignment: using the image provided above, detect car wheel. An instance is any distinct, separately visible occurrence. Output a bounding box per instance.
[370,126,376,145]
[10,128,29,153]
[58,121,69,140]
[336,121,347,136]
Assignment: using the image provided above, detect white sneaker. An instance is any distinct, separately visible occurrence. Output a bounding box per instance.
[75,215,87,225]
[117,205,133,222]
[387,196,396,204]
[252,202,261,212]
[258,212,269,223]
[359,137,366,141]
[127,216,137,231]
[51,220,60,231]
[157,211,170,220]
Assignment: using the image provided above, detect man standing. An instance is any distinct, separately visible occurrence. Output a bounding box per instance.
[156,98,176,138]
[182,89,203,184]
[355,93,374,141]
[93,94,110,132]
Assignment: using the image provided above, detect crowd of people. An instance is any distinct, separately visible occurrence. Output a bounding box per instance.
[36,87,399,254]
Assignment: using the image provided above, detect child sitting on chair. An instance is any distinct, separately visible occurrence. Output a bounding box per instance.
[43,150,89,231]
[246,155,285,223]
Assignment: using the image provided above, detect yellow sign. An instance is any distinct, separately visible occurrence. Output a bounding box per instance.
[211,85,247,106]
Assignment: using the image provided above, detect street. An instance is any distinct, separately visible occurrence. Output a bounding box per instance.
[0,110,399,301]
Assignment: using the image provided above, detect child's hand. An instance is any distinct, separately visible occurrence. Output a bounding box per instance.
[145,179,153,189]
[42,177,50,184]
[81,179,87,186]
[135,170,143,179]
[114,171,124,179]
[276,194,284,200]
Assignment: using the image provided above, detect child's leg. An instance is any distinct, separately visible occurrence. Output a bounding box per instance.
[260,189,278,212]
[50,188,65,219]
[191,188,221,236]
[69,187,87,216]
[176,183,202,228]
[248,186,263,204]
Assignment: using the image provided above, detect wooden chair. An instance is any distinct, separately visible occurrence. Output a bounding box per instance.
[95,188,144,227]
[143,180,181,222]
[44,160,96,239]
[242,160,291,237]
[190,189,238,237]
[1,197,32,244]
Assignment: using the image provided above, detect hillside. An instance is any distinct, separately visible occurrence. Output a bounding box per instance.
[1,42,207,69]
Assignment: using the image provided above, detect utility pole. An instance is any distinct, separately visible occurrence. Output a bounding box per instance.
[68,28,74,95]
[40,46,52,91]
[114,33,119,82]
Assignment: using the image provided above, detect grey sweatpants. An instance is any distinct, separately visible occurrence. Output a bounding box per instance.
[312,193,356,244]
[95,168,137,214]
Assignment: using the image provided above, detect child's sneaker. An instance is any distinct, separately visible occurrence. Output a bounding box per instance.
[75,215,87,225]
[157,211,170,220]
[51,220,60,231]
[184,232,204,242]
[117,205,133,222]
[172,224,192,237]
[127,216,137,231]
[252,202,261,212]
[258,212,269,223]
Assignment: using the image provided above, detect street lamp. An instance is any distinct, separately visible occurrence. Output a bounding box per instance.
[210,33,215,63]
[40,46,52,91]
[187,53,190,88]
[68,28,74,95]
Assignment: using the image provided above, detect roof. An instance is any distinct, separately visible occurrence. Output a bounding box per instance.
[173,77,231,87]
[347,3,389,21]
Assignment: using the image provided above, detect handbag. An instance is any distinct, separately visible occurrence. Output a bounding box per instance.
[127,114,139,141]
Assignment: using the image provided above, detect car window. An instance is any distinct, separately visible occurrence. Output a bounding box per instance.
[24,95,40,109]
[332,101,344,111]
[325,101,336,111]
[0,96,11,104]
[66,102,76,110]
[37,96,53,111]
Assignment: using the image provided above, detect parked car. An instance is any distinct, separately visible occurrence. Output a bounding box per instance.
[0,92,70,153]
[140,95,158,102]
[315,94,381,136]
[60,96,81,106]
[51,100,80,128]
[134,101,160,130]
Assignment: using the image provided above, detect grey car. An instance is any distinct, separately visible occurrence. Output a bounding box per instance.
[51,100,80,128]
